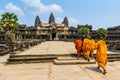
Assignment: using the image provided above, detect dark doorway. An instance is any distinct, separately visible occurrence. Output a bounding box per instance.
[52,29,56,40]
[52,32,56,40]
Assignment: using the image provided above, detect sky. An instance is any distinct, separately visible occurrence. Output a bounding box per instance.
[0,0,120,30]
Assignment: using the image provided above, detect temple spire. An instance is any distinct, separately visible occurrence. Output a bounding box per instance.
[34,15,41,27]
[49,12,55,24]
[62,17,69,27]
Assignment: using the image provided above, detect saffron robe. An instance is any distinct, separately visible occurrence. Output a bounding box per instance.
[82,38,91,59]
[95,40,108,69]
[75,40,82,57]
[90,39,95,57]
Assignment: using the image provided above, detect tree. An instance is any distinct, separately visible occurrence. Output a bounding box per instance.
[0,19,3,29]
[0,12,19,30]
[96,28,107,38]
[78,27,90,35]
[0,12,19,53]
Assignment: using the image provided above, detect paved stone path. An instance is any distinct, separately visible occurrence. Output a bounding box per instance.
[17,41,76,55]
[0,41,120,80]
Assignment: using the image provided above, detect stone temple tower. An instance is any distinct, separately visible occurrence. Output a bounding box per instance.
[62,16,69,27]
[34,15,41,27]
[49,12,55,24]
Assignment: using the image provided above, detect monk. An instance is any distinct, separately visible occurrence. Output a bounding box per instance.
[89,38,96,59]
[95,37,108,75]
[74,39,82,59]
[82,35,91,61]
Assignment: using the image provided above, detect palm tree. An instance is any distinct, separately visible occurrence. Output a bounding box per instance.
[0,12,19,53]
[0,12,19,30]
[0,19,3,29]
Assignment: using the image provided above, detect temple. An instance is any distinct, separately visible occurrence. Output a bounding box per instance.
[0,12,120,42]
[14,12,78,41]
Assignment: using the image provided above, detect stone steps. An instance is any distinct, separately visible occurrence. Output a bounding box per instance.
[94,54,120,62]
[7,53,120,64]
[108,58,120,62]
[9,54,70,58]
[7,56,57,64]
[0,50,10,56]
[53,57,96,65]
[53,59,96,65]
[8,60,53,64]
[7,54,96,64]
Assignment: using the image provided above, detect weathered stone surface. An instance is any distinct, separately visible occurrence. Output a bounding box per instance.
[7,41,120,64]
[49,12,55,24]
[16,41,76,55]
[54,59,96,65]
[0,41,120,80]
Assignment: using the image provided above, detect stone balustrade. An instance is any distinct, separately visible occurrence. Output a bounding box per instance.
[0,40,41,55]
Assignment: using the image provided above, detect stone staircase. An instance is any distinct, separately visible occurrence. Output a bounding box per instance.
[7,54,96,64]
[8,54,57,64]
[7,53,120,65]
[53,57,96,65]
[93,53,120,62]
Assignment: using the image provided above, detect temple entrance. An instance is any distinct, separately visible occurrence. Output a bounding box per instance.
[52,32,56,40]
[52,29,56,40]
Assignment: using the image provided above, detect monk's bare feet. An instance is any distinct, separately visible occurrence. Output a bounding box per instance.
[88,58,90,62]
[97,66,100,69]
[103,69,107,75]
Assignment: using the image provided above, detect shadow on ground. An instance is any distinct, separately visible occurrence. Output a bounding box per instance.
[85,66,102,74]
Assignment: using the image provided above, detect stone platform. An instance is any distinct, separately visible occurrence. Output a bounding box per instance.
[0,41,120,80]
[7,41,95,64]
[7,41,120,64]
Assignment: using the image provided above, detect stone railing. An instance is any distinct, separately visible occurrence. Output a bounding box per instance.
[0,40,41,55]
[15,40,41,51]
[107,41,120,50]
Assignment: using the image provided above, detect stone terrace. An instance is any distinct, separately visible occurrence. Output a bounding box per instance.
[0,41,120,80]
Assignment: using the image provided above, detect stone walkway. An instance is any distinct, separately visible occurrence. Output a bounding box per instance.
[17,41,76,55]
[0,41,120,80]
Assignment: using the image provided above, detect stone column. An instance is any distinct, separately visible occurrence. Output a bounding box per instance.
[64,35,67,40]
[56,33,58,38]
[50,34,52,40]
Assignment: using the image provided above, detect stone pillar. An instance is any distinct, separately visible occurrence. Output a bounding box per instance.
[64,35,67,40]
[56,33,58,38]
[50,34,52,40]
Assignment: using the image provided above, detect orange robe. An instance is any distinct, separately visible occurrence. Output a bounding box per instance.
[82,38,91,59]
[95,40,108,69]
[90,39,95,58]
[75,40,82,57]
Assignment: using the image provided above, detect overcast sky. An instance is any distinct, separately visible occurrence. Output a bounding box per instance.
[0,0,120,30]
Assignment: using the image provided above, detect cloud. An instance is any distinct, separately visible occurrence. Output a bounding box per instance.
[56,17,79,27]
[5,3,24,16]
[56,17,63,23]
[21,0,63,15]
[69,18,79,27]
[0,9,5,15]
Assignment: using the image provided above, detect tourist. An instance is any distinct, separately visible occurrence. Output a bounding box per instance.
[74,39,82,59]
